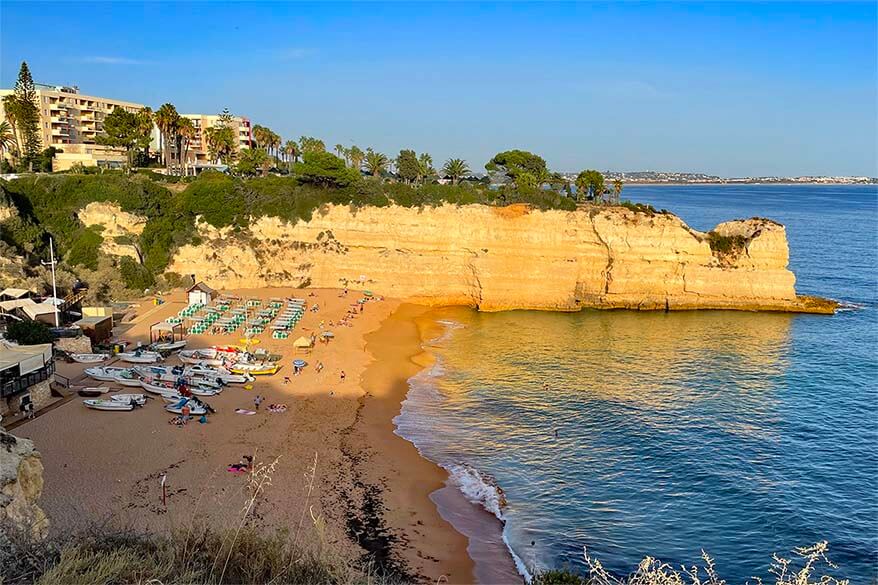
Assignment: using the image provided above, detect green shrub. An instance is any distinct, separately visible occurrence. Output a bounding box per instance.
[5,320,53,345]
[66,227,103,269]
[706,231,749,255]
[119,256,155,290]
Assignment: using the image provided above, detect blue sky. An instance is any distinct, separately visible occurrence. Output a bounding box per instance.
[2,2,876,176]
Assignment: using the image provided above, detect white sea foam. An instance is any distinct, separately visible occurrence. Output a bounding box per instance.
[445,463,506,520]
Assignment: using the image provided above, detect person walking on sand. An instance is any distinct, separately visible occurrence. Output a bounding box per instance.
[181,403,191,424]
[340,370,346,382]
[254,395,263,410]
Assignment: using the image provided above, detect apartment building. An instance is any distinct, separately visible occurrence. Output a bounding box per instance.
[181,113,252,166]
[0,84,146,171]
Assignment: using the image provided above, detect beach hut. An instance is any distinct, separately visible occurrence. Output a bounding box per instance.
[74,315,113,344]
[187,282,216,306]
[293,336,314,353]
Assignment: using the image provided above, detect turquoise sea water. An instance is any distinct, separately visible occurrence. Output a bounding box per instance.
[395,186,878,583]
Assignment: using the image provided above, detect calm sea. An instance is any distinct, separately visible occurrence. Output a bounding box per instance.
[395,185,878,583]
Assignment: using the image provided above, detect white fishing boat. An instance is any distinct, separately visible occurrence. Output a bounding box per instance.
[70,353,110,363]
[150,340,188,352]
[111,393,148,406]
[84,366,129,382]
[117,350,162,364]
[83,399,135,412]
[165,400,208,416]
[179,349,225,366]
[140,378,221,397]
[160,393,185,403]
[114,370,143,387]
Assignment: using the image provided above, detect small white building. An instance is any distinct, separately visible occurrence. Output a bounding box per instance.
[187,282,216,306]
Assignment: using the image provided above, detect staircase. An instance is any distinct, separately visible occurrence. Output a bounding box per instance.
[60,289,87,313]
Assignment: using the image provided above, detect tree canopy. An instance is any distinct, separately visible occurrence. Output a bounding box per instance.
[575,169,605,202]
[6,319,53,345]
[395,149,420,183]
[485,150,547,182]
[293,151,360,188]
[96,107,152,167]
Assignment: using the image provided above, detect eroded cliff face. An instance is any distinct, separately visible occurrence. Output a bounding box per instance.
[79,202,146,260]
[158,203,829,313]
[0,431,48,539]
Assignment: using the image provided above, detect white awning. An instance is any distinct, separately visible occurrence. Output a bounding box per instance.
[0,342,52,373]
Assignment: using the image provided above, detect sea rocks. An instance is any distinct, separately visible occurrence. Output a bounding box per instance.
[164,203,832,313]
[0,431,49,539]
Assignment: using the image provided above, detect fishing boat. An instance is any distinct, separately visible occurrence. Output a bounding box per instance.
[179,349,224,366]
[160,393,185,403]
[140,378,221,397]
[77,386,110,397]
[69,353,110,363]
[229,363,280,376]
[150,340,188,352]
[111,393,148,406]
[84,366,129,382]
[185,364,252,384]
[83,399,135,412]
[114,370,143,387]
[165,400,208,416]
[117,350,162,364]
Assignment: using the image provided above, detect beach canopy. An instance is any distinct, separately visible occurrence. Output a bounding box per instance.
[320,331,335,338]
[293,359,307,368]
[293,336,314,348]
[152,321,176,332]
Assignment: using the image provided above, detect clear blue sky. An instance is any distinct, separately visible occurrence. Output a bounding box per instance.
[2,1,876,177]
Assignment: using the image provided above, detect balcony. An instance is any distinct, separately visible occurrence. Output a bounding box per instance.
[51,127,70,136]
[50,116,70,124]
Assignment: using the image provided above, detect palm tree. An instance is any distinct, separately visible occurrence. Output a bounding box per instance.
[284,140,299,171]
[347,145,365,172]
[417,153,434,184]
[154,103,180,171]
[1,95,22,166]
[364,149,388,177]
[177,117,195,176]
[442,158,470,185]
[0,120,16,166]
[612,179,623,204]
[334,144,344,158]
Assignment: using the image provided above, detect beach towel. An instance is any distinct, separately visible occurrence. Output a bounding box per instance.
[235,409,256,415]
[268,405,287,413]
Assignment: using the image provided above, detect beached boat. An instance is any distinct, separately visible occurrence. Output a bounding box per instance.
[114,370,143,387]
[117,350,162,364]
[179,349,224,366]
[111,393,148,406]
[229,363,280,376]
[140,378,221,397]
[165,400,208,416]
[83,399,135,412]
[150,340,188,352]
[77,386,110,397]
[84,366,129,382]
[69,353,110,363]
[160,393,185,403]
[185,364,252,384]
[132,366,223,389]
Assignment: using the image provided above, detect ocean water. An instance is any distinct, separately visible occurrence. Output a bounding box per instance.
[395,185,878,583]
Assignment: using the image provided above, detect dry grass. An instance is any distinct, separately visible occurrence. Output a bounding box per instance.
[0,450,400,585]
[533,541,850,585]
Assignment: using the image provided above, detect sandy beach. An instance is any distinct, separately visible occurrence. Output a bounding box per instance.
[11,287,474,584]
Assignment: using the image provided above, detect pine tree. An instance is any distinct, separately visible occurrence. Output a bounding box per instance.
[13,62,42,167]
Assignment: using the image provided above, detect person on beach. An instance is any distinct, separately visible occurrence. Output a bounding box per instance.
[283,376,291,384]
[340,370,346,382]
[181,403,191,424]
[254,395,263,410]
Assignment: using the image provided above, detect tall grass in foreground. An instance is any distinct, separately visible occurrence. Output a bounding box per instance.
[534,541,850,585]
[0,450,399,585]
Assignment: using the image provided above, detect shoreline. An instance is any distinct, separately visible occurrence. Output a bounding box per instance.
[360,305,522,584]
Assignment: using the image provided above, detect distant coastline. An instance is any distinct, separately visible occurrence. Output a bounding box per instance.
[621,180,878,186]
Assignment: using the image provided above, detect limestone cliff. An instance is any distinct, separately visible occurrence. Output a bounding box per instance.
[78,202,146,261]
[0,431,48,539]
[156,203,833,313]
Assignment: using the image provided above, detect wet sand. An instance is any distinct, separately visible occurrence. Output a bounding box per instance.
[11,288,473,583]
